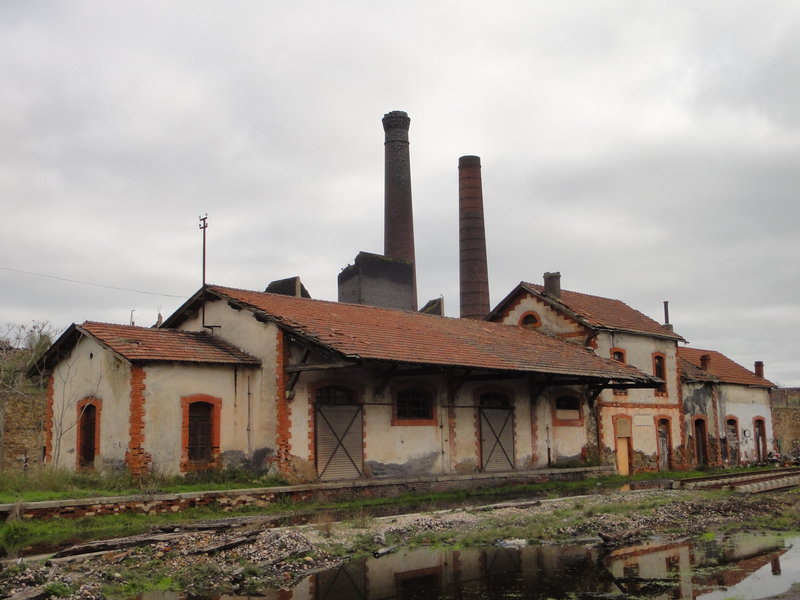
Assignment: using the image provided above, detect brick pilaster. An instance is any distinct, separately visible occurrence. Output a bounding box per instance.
[126,366,152,476]
[275,330,292,473]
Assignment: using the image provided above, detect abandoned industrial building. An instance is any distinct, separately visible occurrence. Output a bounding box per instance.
[33,110,778,480]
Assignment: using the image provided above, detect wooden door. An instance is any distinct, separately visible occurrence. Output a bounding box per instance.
[726,419,739,465]
[694,419,708,466]
[616,417,632,475]
[657,419,670,471]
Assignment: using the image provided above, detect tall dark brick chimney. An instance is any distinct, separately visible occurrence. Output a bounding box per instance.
[382,110,417,309]
[459,155,490,319]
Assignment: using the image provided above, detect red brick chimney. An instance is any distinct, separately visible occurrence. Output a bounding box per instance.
[459,155,490,319]
[382,110,417,309]
[754,361,764,378]
[700,354,711,371]
[544,272,561,299]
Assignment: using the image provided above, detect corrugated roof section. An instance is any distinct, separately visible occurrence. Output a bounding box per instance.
[79,322,260,366]
[678,347,774,387]
[208,285,655,383]
[522,283,684,340]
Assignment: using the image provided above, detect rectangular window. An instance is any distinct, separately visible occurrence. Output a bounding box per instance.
[393,387,436,426]
[653,354,667,395]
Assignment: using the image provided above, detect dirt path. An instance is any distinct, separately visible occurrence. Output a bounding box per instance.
[3,488,799,600]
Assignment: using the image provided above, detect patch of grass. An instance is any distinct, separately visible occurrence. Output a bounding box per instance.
[43,581,72,597]
[0,467,288,504]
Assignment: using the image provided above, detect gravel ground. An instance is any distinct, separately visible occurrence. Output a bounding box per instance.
[2,488,799,600]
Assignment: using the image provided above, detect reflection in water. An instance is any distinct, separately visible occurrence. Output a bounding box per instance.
[306,534,799,600]
[140,534,799,600]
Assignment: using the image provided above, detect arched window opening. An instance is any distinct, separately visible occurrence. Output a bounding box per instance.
[725,418,740,465]
[316,386,353,405]
[653,354,667,394]
[78,404,97,468]
[694,418,708,466]
[188,402,213,464]
[657,418,671,471]
[518,312,541,329]
[754,418,767,463]
[479,392,511,409]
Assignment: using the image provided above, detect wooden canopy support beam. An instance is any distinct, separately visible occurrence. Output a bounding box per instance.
[284,360,361,373]
[285,348,311,399]
[374,364,397,397]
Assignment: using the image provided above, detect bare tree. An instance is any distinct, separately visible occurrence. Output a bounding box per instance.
[47,345,103,467]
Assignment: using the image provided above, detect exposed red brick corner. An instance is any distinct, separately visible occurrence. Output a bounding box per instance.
[126,366,152,476]
[275,329,292,474]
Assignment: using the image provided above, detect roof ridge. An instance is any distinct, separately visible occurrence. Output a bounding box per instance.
[210,284,490,323]
[523,282,627,304]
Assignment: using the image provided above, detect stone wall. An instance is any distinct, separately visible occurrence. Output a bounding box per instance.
[771,388,800,456]
[0,387,45,471]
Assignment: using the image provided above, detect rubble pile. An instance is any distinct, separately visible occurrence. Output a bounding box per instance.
[2,489,797,600]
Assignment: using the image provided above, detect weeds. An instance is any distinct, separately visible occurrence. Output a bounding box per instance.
[43,581,72,597]
[314,512,335,538]
[0,466,288,504]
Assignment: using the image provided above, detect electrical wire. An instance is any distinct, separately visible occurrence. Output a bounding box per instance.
[0,265,186,298]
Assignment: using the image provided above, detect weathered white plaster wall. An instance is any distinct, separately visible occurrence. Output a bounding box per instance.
[143,363,259,475]
[595,331,679,403]
[178,298,279,463]
[719,384,773,461]
[499,295,583,337]
[49,336,131,470]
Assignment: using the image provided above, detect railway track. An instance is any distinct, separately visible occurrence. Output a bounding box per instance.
[676,466,800,494]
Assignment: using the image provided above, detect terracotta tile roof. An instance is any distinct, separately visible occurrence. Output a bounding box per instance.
[78,322,260,366]
[677,356,717,383]
[520,283,684,340]
[206,285,656,384]
[678,347,774,387]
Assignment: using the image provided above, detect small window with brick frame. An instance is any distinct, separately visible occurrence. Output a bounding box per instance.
[653,353,667,395]
[393,387,436,425]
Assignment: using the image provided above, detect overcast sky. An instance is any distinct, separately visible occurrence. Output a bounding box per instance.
[1,2,798,386]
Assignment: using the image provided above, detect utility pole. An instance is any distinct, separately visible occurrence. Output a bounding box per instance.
[199,214,208,287]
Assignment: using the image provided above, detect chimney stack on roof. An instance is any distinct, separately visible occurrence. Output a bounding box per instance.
[754,361,765,378]
[382,110,417,309]
[544,272,561,299]
[458,155,490,320]
[700,354,711,371]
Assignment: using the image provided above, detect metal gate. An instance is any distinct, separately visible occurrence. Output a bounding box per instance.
[480,407,515,471]
[315,403,363,480]
[315,559,366,600]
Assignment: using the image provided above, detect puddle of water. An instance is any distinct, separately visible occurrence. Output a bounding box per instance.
[139,533,800,600]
